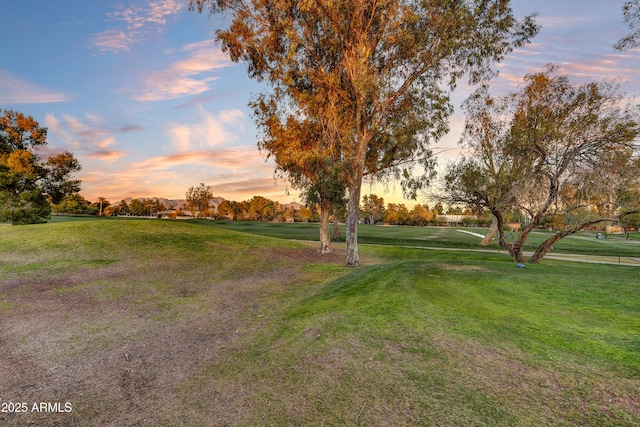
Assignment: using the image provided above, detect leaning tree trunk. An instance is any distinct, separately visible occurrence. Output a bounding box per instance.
[529,232,563,263]
[493,209,527,263]
[480,216,498,246]
[530,219,610,263]
[318,201,333,254]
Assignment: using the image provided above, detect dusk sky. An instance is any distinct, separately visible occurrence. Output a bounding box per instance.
[1,1,638,205]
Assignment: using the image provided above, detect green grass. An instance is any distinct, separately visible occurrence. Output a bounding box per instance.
[177,245,639,425]
[199,219,640,259]
[1,218,639,426]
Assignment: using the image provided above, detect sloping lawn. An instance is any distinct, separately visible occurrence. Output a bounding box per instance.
[1,219,638,425]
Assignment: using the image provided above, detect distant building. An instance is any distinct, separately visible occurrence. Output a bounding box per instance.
[507,222,521,231]
[281,202,302,211]
[438,215,478,225]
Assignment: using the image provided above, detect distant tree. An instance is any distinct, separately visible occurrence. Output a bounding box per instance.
[238,200,250,220]
[432,202,444,216]
[621,213,640,238]
[103,205,118,217]
[615,0,640,51]
[121,198,159,217]
[1,109,81,224]
[229,201,243,220]
[129,199,145,216]
[51,193,95,215]
[155,199,166,213]
[361,194,385,225]
[143,199,156,216]
[386,203,410,225]
[116,199,130,216]
[247,195,275,221]
[185,183,214,217]
[409,204,432,226]
[297,206,312,223]
[95,197,109,216]
[446,206,464,215]
[216,200,232,219]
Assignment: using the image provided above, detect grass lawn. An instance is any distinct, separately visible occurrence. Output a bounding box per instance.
[201,219,640,259]
[1,218,638,426]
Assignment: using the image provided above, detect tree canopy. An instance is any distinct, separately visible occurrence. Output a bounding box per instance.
[0,109,82,225]
[615,0,640,51]
[185,182,215,217]
[190,0,538,265]
[251,97,346,252]
[443,67,640,263]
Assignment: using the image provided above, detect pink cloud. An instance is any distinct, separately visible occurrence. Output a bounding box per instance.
[90,0,184,54]
[45,113,137,162]
[78,156,291,204]
[90,30,133,53]
[165,108,244,150]
[133,40,233,101]
[0,70,72,104]
[131,146,269,172]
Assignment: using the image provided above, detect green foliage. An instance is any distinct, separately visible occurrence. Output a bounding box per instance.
[247,195,275,221]
[0,184,50,225]
[0,109,81,225]
[360,194,385,224]
[185,182,214,217]
[0,109,47,153]
[51,193,98,216]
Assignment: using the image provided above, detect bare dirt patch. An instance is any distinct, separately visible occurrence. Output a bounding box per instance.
[0,241,344,426]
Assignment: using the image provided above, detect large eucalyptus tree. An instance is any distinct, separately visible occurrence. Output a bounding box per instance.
[190,0,538,265]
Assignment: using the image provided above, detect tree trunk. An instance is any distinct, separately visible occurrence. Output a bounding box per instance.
[345,171,364,267]
[530,219,608,262]
[505,242,527,263]
[479,217,498,246]
[529,233,562,263]
[332,205,341,241]
[493,209,527,263]
[318,202,332,254]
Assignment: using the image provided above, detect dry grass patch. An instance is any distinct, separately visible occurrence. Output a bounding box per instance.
[0,220,348,426]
